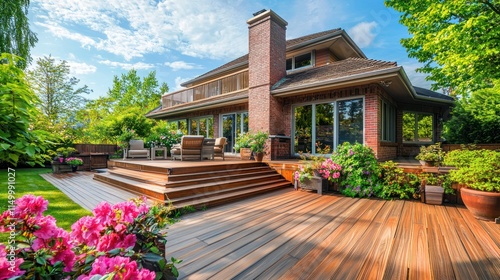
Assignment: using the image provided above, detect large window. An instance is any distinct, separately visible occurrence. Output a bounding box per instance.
[293,98,363,154]
[190,117,214,138]
[286,52,314,71]
[381,100,396,142]
[403,112,433,142]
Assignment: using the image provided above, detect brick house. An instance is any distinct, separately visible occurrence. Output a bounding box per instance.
[147,10,454,161]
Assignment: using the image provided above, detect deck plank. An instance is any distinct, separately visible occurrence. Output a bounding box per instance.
[425,205,456,279]
[356,200,405,280]
[447,206,500,279]
[382,200,414,280]
[434,206,480,280]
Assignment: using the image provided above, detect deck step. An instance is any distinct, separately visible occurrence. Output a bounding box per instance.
[94,161,293,208]
[93,173,166,202]
[172,182,291,209]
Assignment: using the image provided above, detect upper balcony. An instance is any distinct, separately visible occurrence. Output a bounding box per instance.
[162,71,249,109]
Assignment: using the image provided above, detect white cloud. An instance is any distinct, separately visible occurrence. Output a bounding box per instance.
[348,21,378,48]
[67,61,97,75]
[173,76,192,91]
[32,0,248,61]
[99,60,155,70]
[164,61,202,71]
[401,61,434,90]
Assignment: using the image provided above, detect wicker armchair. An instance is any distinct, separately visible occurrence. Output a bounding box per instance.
[214,137,227,160]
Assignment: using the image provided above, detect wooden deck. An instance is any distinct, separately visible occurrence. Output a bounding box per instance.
[167,189,500,279]
[41,172,141,211]
[40,164,499,279]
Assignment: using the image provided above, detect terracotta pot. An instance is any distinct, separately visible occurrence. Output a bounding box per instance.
[254,152,264,162]
[460,187,500,220]
[240,148,252,160]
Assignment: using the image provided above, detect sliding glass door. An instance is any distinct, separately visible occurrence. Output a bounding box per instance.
[221,112,248,153]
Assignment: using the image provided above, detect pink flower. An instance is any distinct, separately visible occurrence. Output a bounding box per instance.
[96,232,136,252]
[14,195,48,218]
[0,244,24,280]
[92,202,113,225]
[82,256,155,280]
[294,171,300,181]
[33,215,58,239]
[70,216,103,247]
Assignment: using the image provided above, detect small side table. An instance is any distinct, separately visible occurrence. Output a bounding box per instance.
[151,147,167,160]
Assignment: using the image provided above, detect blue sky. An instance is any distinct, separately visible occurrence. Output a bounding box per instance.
[28,0,430,100]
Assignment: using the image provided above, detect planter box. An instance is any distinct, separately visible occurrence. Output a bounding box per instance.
[425,185,444,205]
[299,176,328,195]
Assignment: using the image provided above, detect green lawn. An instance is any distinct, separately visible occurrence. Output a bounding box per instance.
[0,168,91,242]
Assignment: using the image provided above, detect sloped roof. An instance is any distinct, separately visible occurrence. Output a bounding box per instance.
[181,29,343,87]
[413,86,454,102]
[272,57,398,91]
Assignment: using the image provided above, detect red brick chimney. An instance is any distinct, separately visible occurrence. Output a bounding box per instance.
[247,10,288,134]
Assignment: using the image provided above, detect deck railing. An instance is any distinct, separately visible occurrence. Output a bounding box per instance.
[161,71,248,108]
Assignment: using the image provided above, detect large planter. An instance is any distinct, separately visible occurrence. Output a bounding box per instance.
[298,176,328,195]
[425,185,444,205]
[240,148,252,160]
[461,187,500,220]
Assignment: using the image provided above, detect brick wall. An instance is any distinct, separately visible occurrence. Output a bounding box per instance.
[248,10,287,135]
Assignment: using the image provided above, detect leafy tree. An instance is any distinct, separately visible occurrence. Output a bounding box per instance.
[444,82,500,143]
[385,0,500,94]
[0,54,53,167]
[108,69,168,112]
[27,55,90,141]
[0,0,37,69]
[74,69,168,144]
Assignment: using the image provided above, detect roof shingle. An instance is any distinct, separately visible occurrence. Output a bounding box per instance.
[272,57,398,91]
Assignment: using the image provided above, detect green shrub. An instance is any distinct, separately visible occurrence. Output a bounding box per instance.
[443,148,500,192]
[331,142,381,198]
[378,161,420,199]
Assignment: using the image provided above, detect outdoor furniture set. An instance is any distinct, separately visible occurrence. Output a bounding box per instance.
[123,136,227,161]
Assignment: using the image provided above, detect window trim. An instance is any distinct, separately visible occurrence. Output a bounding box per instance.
[286,51,315,72]
[381,100,396,142]
[402,111,434,144]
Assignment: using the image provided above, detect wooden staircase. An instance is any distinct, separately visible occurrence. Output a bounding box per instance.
[93,161,293,209]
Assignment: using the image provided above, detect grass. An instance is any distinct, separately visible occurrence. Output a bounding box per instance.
[0,168,91,242]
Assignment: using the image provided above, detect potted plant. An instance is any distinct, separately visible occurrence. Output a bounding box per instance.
[249,131,268,162]
[443,148,500,220]
[415,142,445,166]
[234,132,252,160]
[293,149,340,195]
[419,173,454,205]
[56,147,77,162]
[65,157,84,172]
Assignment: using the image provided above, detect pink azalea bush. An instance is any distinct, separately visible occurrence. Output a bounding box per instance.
[0,194,180,279]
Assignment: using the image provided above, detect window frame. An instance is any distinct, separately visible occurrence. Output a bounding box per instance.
[381,100,396,142]
[291,96,365,155]
[286,51,315,72]
[402,111,434,143]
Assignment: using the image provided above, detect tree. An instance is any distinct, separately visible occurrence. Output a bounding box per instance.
[0,54,53,167]
[27,55,90,141]
[108,69,168,112]
[0,0,38,69]
[444,81,500,143]
[385,0,500,94]
[74,69,168,144]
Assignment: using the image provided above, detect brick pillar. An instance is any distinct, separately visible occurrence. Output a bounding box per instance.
[247,10,287,135]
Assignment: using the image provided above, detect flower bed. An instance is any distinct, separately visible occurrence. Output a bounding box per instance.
[0,195,180,279]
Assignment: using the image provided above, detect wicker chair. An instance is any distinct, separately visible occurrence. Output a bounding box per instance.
[127,140,150,159]
[213,137,227,160]
[170,135,204,161]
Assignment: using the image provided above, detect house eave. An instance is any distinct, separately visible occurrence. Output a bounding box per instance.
[271,67,454,105]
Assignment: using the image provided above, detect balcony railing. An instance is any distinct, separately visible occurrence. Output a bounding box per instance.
[162,71,248,109]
